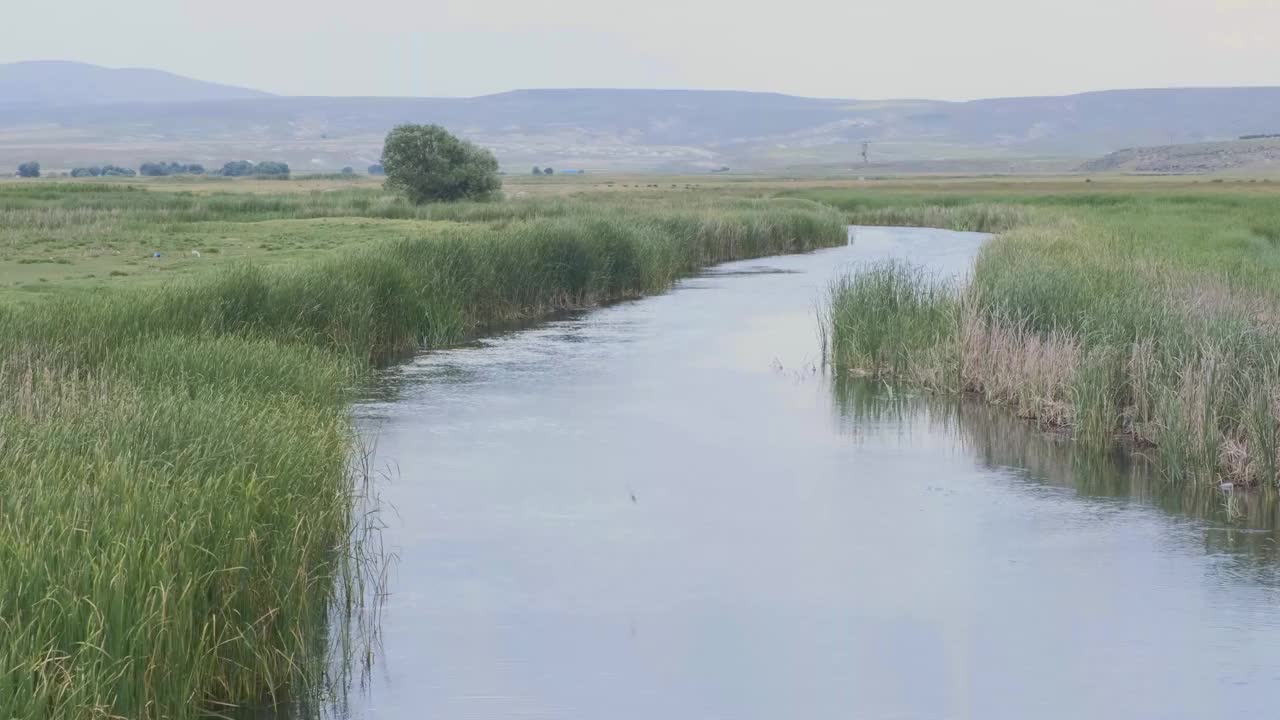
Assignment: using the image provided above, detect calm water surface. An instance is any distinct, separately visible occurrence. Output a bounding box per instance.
[341,227,1280,719]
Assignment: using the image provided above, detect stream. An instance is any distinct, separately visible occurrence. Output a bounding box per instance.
[337,226,1280,719]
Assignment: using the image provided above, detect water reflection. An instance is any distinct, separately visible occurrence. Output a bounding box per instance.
[834,377,1280,584]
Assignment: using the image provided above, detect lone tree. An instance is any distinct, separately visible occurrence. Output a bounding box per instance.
[17,161,40,178]
[532,166,542,175]
[381,124,500,203]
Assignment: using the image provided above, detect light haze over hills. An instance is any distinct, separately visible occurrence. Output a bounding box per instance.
[3,61,1279,173]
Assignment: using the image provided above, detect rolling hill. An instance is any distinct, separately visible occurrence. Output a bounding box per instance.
[3,62,1280,173]
[1081,137,1280,174]
[0,61,272,106]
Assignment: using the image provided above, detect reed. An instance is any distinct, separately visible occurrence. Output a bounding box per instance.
[0,188,847,719]
[818,187,1280,487]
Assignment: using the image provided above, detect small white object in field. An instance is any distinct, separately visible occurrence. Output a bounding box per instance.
[191,250,201,258]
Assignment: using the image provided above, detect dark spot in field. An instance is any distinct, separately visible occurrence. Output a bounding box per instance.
[1252,225,1280,245]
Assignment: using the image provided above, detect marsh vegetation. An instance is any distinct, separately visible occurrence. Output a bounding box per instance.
[816,186,1280,486]
[0,180,845,718]
[7,172,1280,717]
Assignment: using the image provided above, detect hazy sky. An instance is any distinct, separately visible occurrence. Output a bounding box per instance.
[5,0,1277,99]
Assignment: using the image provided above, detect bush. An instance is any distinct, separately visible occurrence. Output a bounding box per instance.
[17,161,40,178]
[543,167,555,176]
[101,165,137,177]
[255,161,290,177]
[367,164,385,176]
[140,162,205,177]
[341,166,354,175]
[70,167,100,178]
[381,124,500,203]
[532,166,542,175]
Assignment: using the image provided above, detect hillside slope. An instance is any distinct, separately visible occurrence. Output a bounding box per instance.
[1081,137,1280,174]
[4,62,1280,172]
[0,61,272,105]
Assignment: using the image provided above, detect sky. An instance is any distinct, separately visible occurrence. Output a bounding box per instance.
[3,0,1277,99]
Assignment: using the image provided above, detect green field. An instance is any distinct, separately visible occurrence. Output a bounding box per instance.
[0,175,823,301]
[0,178,847,719]
[6,173,1280,717]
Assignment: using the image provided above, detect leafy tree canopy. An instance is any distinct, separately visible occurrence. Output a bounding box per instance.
[381,124,500,203]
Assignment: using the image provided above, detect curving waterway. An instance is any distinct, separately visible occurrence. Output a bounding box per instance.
[335,227,1280,719]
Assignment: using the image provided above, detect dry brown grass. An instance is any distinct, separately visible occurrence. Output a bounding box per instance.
[958,306,1080,428]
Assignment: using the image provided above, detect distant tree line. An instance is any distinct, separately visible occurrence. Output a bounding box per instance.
[14,128,497,195]
[528,166,586,176]
[218,160,291,177]
[1240,134,1280,140]
[10,158,392,180]
[139,161,205,176]
[70,165,137,177]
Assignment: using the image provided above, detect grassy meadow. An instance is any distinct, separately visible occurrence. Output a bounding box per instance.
[0,178,847,719]
[7,169,1280,717]
[809,181,1280,486]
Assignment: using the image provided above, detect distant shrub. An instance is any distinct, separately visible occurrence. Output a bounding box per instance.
[70,167,100,177]
[532,166,542,175]
[254,161,291,177]
[381,124,500,203]
[100,165,137,177]
[220,160,256,177]
[543,167,554,176]
[367,164,385,176]
[341,166,354,175]
[17,161,40,178]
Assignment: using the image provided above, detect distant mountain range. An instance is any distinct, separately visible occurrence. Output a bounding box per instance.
[3,61,1280,173]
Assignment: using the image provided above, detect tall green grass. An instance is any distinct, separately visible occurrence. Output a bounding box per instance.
[817,188,1280,486]
[0,192,847,719]
[825,262,959,380]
